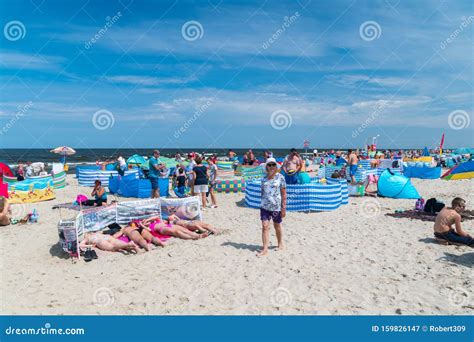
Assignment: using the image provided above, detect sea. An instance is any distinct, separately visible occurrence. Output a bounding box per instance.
[0,148,323,165]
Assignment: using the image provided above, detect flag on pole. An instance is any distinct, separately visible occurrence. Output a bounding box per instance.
[439,133,445,155]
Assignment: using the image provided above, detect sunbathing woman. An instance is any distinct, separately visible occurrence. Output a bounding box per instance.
[80,232,138,253]
[166,214,219,235]
[115,221,166,251]
[139,216,209,240]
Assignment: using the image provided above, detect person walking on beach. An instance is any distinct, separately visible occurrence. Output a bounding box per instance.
[149,150,166,198]
[434,197,474,246]
[117,155,127,176]
[257,158,287,257]
[207,157,218,208]
[192,156,209,208]
[347,149,359,184]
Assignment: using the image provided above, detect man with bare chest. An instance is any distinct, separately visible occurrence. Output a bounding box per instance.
[433,197,473,246]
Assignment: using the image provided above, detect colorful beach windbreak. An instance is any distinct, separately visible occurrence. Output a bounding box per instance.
[441,161,474,180]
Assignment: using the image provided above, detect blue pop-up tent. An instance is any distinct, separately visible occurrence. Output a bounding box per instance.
[378,169,420,199]
[109,173,169,198]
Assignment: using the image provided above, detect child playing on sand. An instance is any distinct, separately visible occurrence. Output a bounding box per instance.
[433,197,474,247]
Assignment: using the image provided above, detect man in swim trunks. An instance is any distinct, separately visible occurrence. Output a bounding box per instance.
[282,148,302,185]
[433,197,473,247]
[347,149,359,184]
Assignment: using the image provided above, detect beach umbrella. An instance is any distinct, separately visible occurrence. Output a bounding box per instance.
[126,154,148,169]
[50,146,76,155]
[50,146,76,166]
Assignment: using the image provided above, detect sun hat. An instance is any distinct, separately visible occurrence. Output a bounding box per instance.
[265,157,277,165]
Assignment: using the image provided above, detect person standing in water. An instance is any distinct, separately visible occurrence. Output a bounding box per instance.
[257,158,287,257]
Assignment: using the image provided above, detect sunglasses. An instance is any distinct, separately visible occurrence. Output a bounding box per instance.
[267,163,277,167]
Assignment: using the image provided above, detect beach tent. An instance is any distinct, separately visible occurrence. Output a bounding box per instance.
[454,147,474,155]
[108,173,169,198]
[127,154,148,169]
[403,166,441,179]
[377,169,420,199]
[0,163,14,177]
[422,147,430,156]
[441,161,474,180]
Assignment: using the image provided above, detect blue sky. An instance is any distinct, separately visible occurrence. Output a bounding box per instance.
[0,0,473,149]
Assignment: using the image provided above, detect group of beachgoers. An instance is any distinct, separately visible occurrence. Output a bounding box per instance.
[148,150,218,209]
[79,213,220,259]
[1,148,473,261]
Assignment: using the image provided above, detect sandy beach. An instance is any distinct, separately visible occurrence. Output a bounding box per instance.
[0,174,472,315]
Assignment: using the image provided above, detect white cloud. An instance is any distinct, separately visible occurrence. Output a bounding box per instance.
[0,51,65,71]
[105,75,194,86]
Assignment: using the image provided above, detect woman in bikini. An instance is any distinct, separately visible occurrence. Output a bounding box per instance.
[115,221,166,251]
[166,214,219,235]
[139,216,209,240]
[80,232,138,253]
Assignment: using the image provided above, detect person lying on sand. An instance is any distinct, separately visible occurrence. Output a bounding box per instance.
[433,197,474,247]
[167,214,220,235]
[138,216,209,240]
[80,232,138,253]
[0,196,11,226]
[114,221,166,252]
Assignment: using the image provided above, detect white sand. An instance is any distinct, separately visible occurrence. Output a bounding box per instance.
[0,175,472,315]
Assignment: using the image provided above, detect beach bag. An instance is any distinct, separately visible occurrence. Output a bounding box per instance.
[424,198,445,214]
[76,194,88,204]
[415,198,425,211]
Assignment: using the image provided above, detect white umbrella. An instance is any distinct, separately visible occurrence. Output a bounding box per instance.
[50,146,76,166]
[50,146,76,155]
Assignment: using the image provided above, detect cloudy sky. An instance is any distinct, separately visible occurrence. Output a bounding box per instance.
[0,0,472,149]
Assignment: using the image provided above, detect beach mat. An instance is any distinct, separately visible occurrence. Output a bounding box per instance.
[386,209,474,222]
